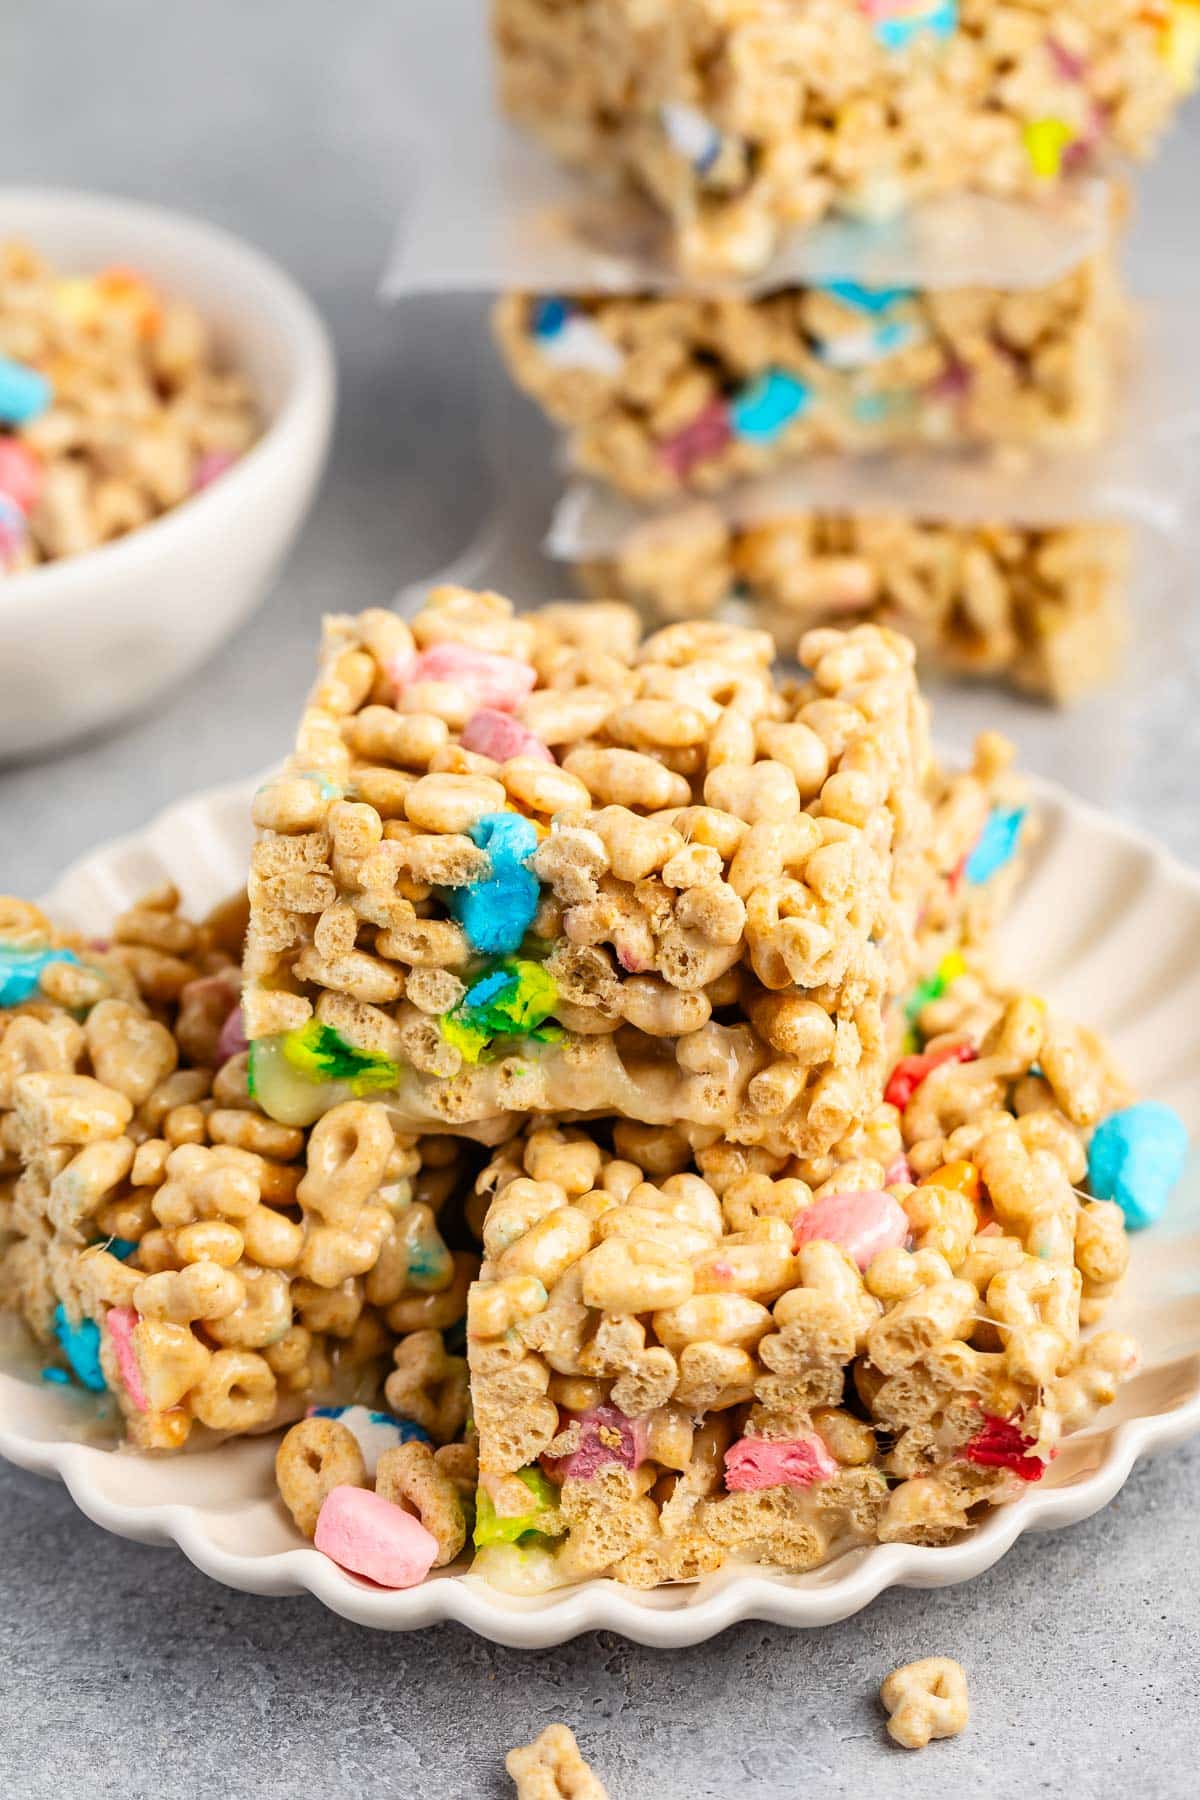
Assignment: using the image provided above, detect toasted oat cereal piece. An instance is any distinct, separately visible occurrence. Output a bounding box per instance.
[578,509,1130,705]
[0,886,474,1458]
[497,257,1125,502]
[494,0,1191,278]
[506,1724,609,1799]
[0,239,257,575]
[881,1657,970,1750]
[243,588,1028,1162]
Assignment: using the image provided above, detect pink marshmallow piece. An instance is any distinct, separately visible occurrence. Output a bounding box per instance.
[192,449,238,492]
[216,1003,248,1065]
[792,1188,910,1270]
[724,1433,838,1493]
[542,1404,647,1482]
[394,642,537,712]
[0,438,42,514]
[461,707,554,764]
[313,1485,440,1588]
[106,1305,149,1412]
[179,973,245,1066]
[884,1155,914,1188]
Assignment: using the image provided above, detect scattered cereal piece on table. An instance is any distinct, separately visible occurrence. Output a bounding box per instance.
[506,1724,609,1799]
[880,1657,970,1749]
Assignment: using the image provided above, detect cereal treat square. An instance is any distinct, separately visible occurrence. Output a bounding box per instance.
[580,509,1130,704]
[241,587,1015,1162]
[493,0,1196,277]
[0,890,474,1453]
[466,960,1160,1592]
[494,256,1124,501]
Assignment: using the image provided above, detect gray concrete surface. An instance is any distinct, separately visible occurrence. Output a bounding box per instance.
[1,4,1198,1795]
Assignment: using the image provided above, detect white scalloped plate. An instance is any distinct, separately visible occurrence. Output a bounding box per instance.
[2,774,1199,1647]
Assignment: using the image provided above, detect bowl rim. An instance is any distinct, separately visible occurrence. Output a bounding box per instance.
[0,185,336,614]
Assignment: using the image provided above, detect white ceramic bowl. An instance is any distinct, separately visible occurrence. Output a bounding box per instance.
[0,189,335,760]
[0,772,1198,1645]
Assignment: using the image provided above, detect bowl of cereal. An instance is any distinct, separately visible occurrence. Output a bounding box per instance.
[0,188,335,760]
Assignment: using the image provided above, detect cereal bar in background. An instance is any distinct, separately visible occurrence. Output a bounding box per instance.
[466,957,1160,1591]
[242,586,1024,1160]
[494,255,1125,502]
[578,508,1130,704]
[0,238,258,574]
[493,0,1198,278]
[0,889,476,1456]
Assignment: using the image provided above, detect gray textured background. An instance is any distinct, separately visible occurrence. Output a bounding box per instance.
[1,4,1198,1795]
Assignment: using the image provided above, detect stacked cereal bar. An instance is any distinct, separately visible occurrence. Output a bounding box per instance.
[466,967,1149,1590]
[579,508,1129,703]
[493,0,1197,278]
[0,887,475,1465]
[494,256,1124,502]
[2,592,1187,1599]
[242,586,1027,1164]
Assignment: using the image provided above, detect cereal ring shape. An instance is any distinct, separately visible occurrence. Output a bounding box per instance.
[306,1403,430,1479]
[276,1416,367,1539]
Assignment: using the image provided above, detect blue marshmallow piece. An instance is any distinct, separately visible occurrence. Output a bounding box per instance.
[308,1404,431,1478]
[822,279,917,315]
[0,943,79,1007]
[1088,1102,1190,1231]
[964,806,1028,886]
[874,1,958,52]
[531,297,570,340]
[0,355,53,427]
[53,1303,106,1392]
[730,368,812,444]
[449,812,541,956]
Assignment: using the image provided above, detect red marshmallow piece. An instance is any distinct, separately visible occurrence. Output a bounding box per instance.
[885,1042,977,1112]
[962,1414,1049,1482]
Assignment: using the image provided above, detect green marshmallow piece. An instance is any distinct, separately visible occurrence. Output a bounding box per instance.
[280,1021,399,1095]
[472,1467,561,1549]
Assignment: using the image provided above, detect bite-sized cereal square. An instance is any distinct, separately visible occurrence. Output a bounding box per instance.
[0,888,474,1456]
[242,585,1027,1161]
[494,0,1195,278]
[578,508,1129,707]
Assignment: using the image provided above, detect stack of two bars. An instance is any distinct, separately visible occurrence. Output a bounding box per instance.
[1,586,1168,1589]
[491,0,1199,701]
